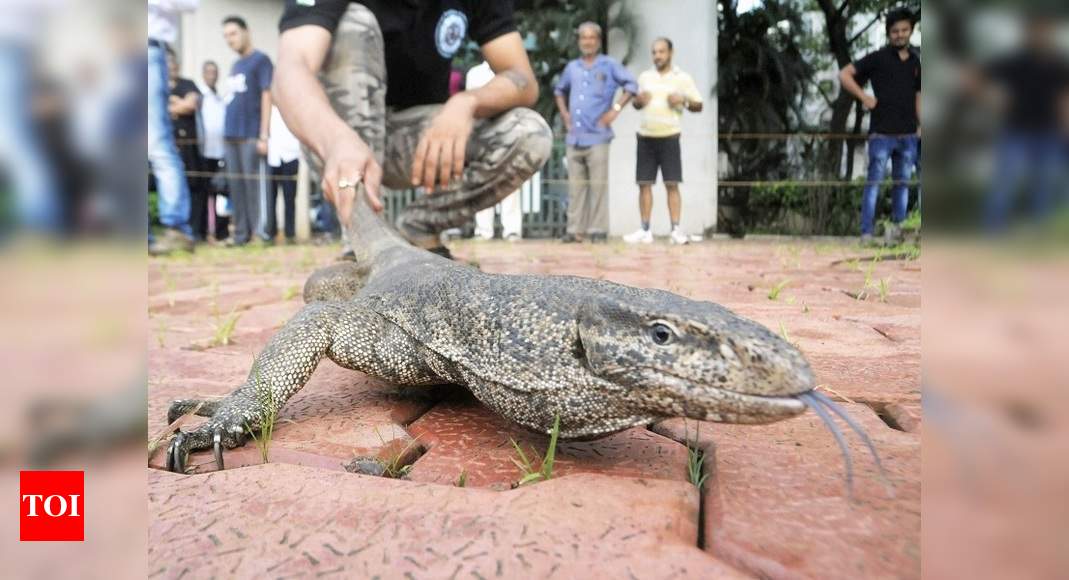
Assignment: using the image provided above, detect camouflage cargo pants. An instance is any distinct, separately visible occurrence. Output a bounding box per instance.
[311,3,552,247]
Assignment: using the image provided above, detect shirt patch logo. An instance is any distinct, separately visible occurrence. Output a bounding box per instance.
[435,9,468,58]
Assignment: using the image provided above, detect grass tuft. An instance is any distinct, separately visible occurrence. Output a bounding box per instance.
[684,420,710,490]
[510,414,561,486]
[211,310,242,347]
[768,279,790,301]
[244,365,277,464]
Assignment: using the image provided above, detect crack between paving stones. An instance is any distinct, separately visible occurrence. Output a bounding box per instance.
[646,425,709,550]
[864,401,907,432]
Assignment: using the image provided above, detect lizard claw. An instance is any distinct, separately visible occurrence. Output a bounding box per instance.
[213,428,225,471]
[167,432,187,473]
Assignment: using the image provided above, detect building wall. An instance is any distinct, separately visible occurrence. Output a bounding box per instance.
[606,0,718,236]
[177,0,285,83]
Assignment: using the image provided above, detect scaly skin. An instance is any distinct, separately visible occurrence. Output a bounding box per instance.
[165,189,816,471]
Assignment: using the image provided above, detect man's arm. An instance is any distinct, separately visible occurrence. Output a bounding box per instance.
[257,89,272,155]
[915,91,922,135]
[411,31,537,191]
[597,60,636,127]
[554,65,572,129]
[555,94,572,129]
[839,63,877,110]
[275,25,384,222]
[168,90,200,116]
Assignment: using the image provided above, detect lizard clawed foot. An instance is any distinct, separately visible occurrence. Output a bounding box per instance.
[165,399,252,473]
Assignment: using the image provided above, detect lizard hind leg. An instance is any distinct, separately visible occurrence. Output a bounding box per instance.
[303,261,371,303]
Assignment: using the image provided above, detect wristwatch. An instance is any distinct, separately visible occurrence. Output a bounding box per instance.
[612,102,623,113]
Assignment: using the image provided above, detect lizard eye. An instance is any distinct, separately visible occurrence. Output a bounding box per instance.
[648,323,676,346]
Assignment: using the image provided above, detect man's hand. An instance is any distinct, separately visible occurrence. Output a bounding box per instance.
[861,95,878,111]
[667,93,685,108]
[411,92,477,192]
[597,108,619,128]
[322,129,384,226]
[561,111,573,133]
[633,91,652,108]
[256,138,269,156]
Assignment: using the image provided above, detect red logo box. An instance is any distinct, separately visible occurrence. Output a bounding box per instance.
[20,471,84,541]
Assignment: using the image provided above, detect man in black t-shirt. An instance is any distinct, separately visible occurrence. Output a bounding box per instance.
[275,1,552,258]
[166,48,208,241]
[840,8,921,245]
[978,16,1069,231]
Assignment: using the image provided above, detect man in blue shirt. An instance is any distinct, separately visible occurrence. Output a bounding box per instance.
[554,22,637,243]
[222,15,274,246]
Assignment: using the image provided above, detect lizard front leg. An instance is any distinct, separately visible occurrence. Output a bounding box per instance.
[165,301,344,472]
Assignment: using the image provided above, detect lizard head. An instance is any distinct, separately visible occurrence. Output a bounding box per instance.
[577,289,814,425]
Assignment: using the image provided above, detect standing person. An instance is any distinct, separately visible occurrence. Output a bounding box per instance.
[148,0,198,255]
[196,60,230,241]
[468,61,524,241]
[839,7,921,246]
[978,16,1069,231]
[274,1,551,259]
[623,37,703,245]
[165,48,205,241]
[554,21,637,243]
[266,106,300,243]
[221,15,273,246]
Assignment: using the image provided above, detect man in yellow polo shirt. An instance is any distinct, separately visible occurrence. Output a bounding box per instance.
[623,37,704,245]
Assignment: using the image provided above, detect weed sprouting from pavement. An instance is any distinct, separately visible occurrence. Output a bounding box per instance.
[244,365,277,464]
[212,310,242,346]
[684,420,710,490]
[768,279,790,301]
[510,414,561,486]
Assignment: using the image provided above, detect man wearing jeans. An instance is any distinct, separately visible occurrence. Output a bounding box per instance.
[148,0,198,255]
[840,8,921,246]
[221,15,273,246]
[554,21,637,243]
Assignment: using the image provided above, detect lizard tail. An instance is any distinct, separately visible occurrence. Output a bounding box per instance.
[341,185,416,270]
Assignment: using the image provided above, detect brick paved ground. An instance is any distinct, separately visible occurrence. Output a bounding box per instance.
[148,237,920,579]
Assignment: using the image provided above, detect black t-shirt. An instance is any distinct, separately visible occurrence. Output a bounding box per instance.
[853,45,921,135]
[279,0,515,109]
[170,77,200,143]
[985,51,1069,132]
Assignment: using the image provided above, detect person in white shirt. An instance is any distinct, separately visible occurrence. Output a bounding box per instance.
[265,106,301,242]
[196,60,229,241]
[623,37,703,246]
[467,61,524,241]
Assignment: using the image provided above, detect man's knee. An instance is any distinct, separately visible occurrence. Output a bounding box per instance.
[508,108,553,172]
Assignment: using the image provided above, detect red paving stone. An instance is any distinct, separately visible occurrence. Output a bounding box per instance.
[148,464,748,578]
[406,391,690,489]
[655,403,921,580]
[148,239,921,578]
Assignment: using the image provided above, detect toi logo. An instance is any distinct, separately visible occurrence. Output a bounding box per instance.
[20,471,84,541]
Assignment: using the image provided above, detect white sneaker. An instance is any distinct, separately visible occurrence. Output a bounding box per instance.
[623,228,654,244]
[670,228,690,245]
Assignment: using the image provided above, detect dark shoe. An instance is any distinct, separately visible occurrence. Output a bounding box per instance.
[224,238,248,248]
[148,228,194,256]
[560,233,582,244]
[588,232,608,244]
[426,246,455,260]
